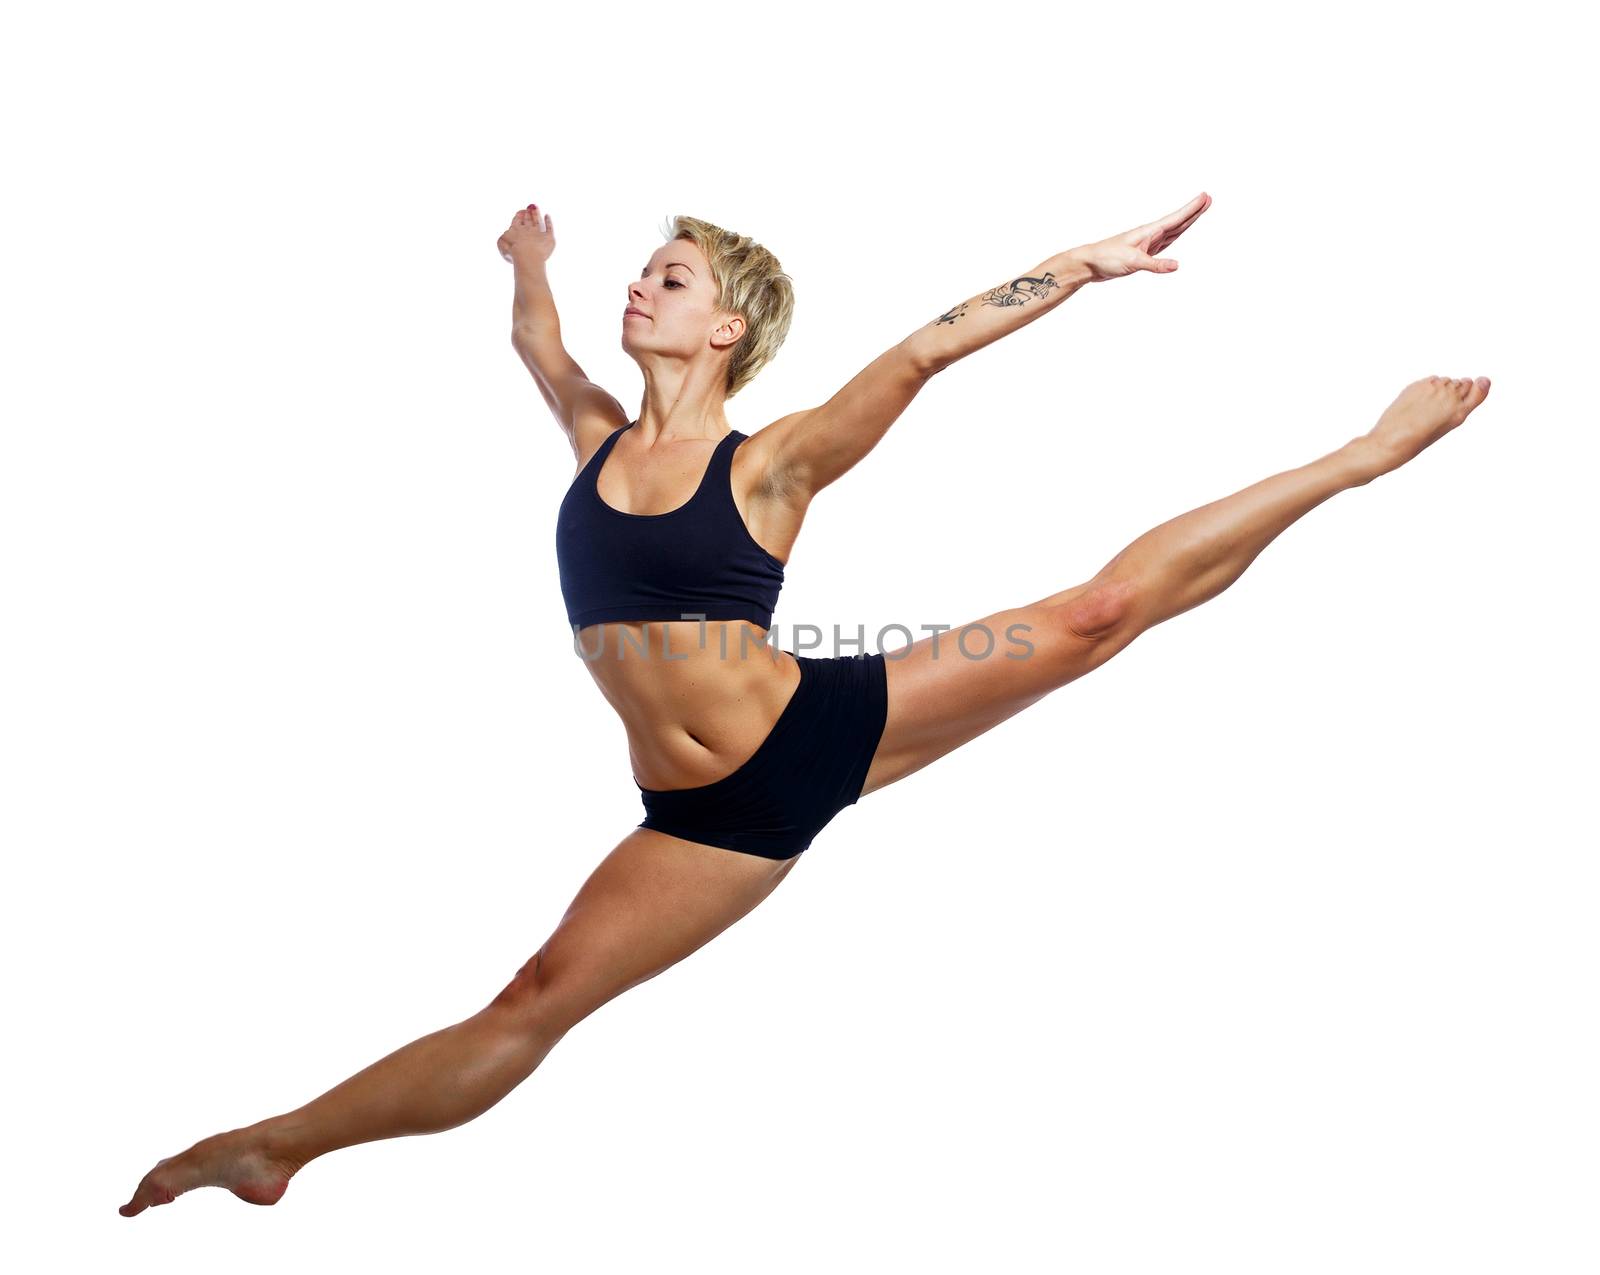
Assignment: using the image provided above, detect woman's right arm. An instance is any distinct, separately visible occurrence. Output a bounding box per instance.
[499,206,627,459]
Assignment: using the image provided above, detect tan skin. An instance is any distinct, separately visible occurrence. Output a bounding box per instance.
[119,193,1492,1215]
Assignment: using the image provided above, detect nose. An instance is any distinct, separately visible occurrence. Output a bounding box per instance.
[628,282,647,305]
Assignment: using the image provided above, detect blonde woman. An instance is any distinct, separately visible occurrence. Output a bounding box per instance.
[119,193,1490,1214]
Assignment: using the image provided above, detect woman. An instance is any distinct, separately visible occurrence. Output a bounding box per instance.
[118,193,1490,1215]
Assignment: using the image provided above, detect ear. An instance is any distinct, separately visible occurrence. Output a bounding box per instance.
[710,312,745,350]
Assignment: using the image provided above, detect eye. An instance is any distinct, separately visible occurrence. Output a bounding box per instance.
[664,278,684,289]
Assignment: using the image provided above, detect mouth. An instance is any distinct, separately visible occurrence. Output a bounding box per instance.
[623,309,649,320]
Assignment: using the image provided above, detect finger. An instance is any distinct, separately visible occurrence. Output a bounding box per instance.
[1138,252,1179,274]
[1139,192,1210,245]
[1154,197,1210,248]
[1153,197,1211,251]
[1163,191,1210,229]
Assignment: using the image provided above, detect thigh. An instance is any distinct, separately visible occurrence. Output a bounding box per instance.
[859,578,1142,799]
[493,827,802,1029]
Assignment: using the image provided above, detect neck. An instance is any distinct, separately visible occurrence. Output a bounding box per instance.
[634,358,732,441]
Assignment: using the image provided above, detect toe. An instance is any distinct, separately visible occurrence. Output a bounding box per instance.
[1466,375,1491,406]
[119,1167,177,1216]
[119,1185,151,1217]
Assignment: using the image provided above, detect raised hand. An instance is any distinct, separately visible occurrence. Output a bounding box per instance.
[498,203,556,265]
[1073,192,1212,283]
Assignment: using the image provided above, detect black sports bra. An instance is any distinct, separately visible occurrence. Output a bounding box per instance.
[554,422,786,631]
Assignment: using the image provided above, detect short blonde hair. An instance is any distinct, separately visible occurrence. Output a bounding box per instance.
[659,214,794,400]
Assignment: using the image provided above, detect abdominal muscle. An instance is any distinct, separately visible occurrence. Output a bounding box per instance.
[574,619,801,791]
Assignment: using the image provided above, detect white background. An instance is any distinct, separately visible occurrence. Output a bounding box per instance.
[5,0,1595,1270]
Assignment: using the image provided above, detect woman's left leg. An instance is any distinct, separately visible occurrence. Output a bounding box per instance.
[861,375,1491,797]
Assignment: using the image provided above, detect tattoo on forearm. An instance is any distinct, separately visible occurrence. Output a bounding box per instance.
[930,272,1059,327]
[980,271,1059,308]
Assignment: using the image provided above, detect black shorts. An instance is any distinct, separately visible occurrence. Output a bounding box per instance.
[634,650,889,860]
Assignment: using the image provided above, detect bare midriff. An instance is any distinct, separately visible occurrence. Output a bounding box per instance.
[572,618,800,792]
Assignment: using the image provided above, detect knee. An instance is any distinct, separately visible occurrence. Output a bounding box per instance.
[488,941,620,1038]
[488,945,569,1029]
[1057,577,1140,642]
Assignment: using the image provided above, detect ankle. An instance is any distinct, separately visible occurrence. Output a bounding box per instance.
[248,1115,317,1172]
[1336,435,1393,487]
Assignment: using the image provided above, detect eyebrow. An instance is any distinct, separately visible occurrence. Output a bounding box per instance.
[642,262,696,276]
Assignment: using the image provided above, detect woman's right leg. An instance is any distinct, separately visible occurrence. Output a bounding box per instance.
[118,828,801,1217]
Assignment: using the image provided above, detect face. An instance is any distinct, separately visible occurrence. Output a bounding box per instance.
[622,240,742,362]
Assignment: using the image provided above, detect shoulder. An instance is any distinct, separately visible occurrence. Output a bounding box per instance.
[568,398,631,473]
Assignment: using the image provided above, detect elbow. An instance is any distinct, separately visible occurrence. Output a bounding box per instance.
[899,338,942,381]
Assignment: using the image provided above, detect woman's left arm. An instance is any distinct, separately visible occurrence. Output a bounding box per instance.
[761,193,1211,499]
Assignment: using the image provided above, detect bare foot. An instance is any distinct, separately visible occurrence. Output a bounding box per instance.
[118,1123,305,1217]
[1352,375,1492,479]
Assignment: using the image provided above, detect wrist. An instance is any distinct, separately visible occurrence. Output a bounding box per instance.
[1048,245,1098,288]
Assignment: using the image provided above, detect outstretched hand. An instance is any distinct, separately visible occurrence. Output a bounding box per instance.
[498,203,556,265]
[1074,192,1212,283]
